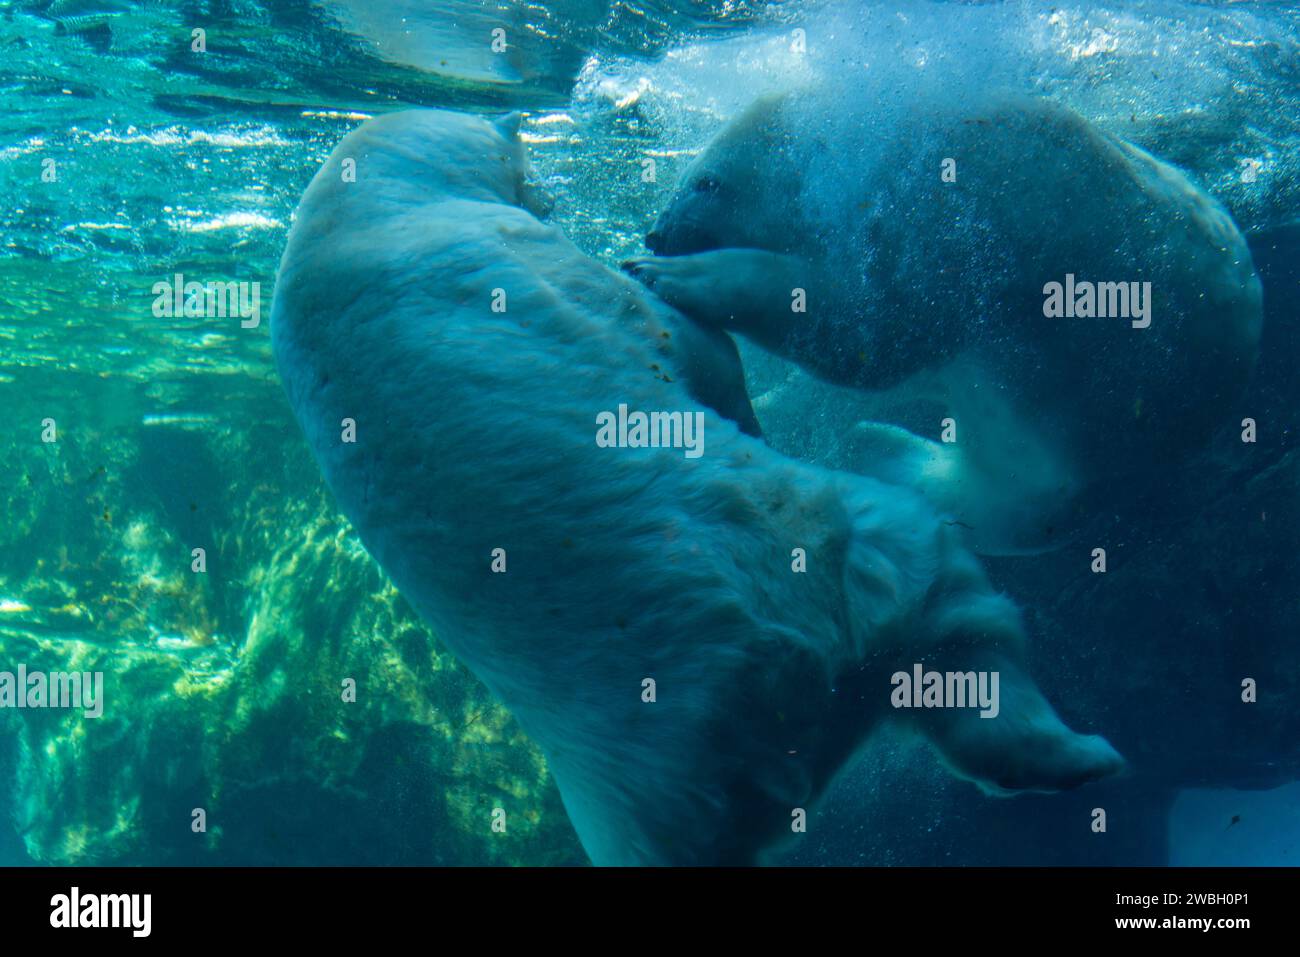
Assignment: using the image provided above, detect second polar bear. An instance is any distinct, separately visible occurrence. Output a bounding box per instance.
[628,90,1263,554]
[272,108,1123,866]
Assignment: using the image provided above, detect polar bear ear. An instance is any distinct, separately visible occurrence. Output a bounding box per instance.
[493,111,523,140]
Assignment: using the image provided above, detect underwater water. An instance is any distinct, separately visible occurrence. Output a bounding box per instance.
[0,0,1297,866]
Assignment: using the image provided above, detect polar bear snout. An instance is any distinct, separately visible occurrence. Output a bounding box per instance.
[646,188,731,256]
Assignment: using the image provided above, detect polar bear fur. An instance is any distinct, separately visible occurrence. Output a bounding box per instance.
[628,91,1262,554]
[271,108,1123,865]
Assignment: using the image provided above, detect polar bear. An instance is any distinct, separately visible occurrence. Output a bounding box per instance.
[271,108,1123,865]
[626,90,1263,554]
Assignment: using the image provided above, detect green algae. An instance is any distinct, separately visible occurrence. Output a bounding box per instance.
[0,366,583,865]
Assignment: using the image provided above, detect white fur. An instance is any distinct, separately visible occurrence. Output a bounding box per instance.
[272,109,1123,865]
[636,92,1263,555]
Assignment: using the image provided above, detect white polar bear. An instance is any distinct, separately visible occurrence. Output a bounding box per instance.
[627,91,1263,555]
[271,108,1123,865]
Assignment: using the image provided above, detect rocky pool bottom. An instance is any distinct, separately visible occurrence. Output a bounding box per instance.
[0,374,583,865]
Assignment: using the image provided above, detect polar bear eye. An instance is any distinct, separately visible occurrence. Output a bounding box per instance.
[693,176,722,194]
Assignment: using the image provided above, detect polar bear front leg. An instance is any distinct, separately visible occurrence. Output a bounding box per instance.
[846,508,1124,796]
[915,649,1126,795]
[623,248,810,357]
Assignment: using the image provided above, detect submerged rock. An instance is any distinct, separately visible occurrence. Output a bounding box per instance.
[0,396,582,865]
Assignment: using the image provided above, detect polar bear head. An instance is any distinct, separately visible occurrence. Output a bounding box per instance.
[647,93,810,258]
[320,109,552,216]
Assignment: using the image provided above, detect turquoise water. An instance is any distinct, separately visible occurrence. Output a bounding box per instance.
[1,0,1298,865]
